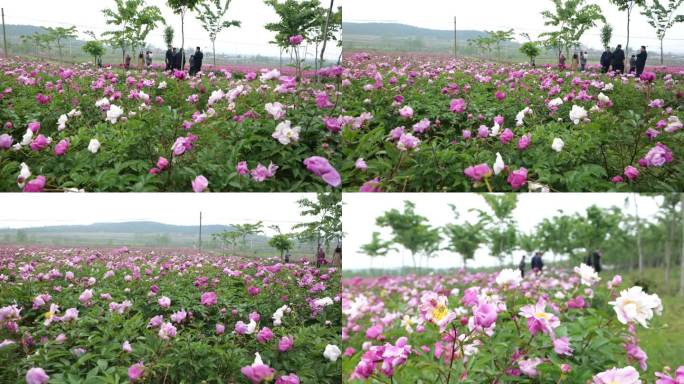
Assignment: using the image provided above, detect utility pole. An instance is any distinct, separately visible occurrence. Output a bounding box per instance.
[453,16,457,59]
[2,9,8,59]
[198,211,203,253]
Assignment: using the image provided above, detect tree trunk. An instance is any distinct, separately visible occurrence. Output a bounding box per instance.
[680,193,684,296]
[626,7,631,57]
[181,10,186,69]
[660,38,664,65]
[634,195,643,276]
[665,214,674,290]
[212,39,216,66]
[319,0,334,77]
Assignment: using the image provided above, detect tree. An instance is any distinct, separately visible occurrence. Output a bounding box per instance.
[103,0,165,64]
[232,222,263,251]
[293,192,342,252]
[641,0,684,64]
[317,1,341,71]
[600,23,613,49]
[443,205,486,269]
[82,40,106,64]
[45,26,77,62]
[376,201,441,270]
[164,25,175,48]
[195,0,241,66]
[167,0,202,68]
[213,230,240,253]
[264,0,322,76]
[475,194,519,266]
[486,29,515,59]
[609,0,645,54]
[519,41,542,65]
[268,225,294,261]
[360,232,392,270]
[540,0,605,58]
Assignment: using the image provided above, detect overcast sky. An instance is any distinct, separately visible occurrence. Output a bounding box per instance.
[343,193,663,270]
[1,0,341,59]
[345,0,684,54]
[0,193,315,236]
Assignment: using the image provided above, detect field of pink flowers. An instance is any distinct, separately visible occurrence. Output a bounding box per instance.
[339,52,684,192]
[0,58,344,192]
[341,266,681,383]
[0,246,341,383]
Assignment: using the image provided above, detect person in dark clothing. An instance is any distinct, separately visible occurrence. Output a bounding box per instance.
[636,46,648,76]
[558,53,566,70]
[612,44,625,73]
[531,252,544,273]
[284,251,291,263]
[188,54,195,75]
[165,47,175,71]
[591,250,602,273]
[173,49,183,70]
[190,47,203,76]
[584,253,593,268]
[600,47,612,73]
[629,55,637,73]
[316,246,326,268]
[519,255,527,278]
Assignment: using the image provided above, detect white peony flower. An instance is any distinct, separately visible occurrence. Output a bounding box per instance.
[551,138,564,152]
[597,93,610,104]
[95,98,110,108]
[105,104,124,124]
[272,120,301,145]
[548,98,564,107]
[569,105,588,125]
[265,102,286,120]
[493,152,505,175]
[574,263,600,286]
[17,162,31,187]
[323,344,341,362]
[88,139,101,154]
[495,268,522,288]
[609,286,662,328]
[207,89,225,106]
[57,114,68,131]
[158,81,167,89]
[21,129,33,146]
[314,297,334,307]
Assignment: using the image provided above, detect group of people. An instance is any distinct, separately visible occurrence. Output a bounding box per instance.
[557,45,648,75]
[519,252,545,278]
[165,46,204,75]
[123,51,153,70]
[517,249,603,278]
[283,245,341,268]
[600,45,648,75]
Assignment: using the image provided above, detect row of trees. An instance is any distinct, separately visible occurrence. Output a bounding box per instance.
[20,26,78,62]
[362,194,684,296]
[500,0,683,66]
[212,192,342,261]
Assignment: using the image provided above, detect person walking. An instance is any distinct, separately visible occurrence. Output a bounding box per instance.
[600,47,612,73]
[636,46,648,76]
[165,46,174,71]
[519,255,527,278]
[124,54,132,70]
[188,54,195,75]
[612,44,625,73]
[558,53,566,70]
[332,245,342,268]
[316,246,326,268]
[629,55,637,73]
[591,250,603,273]
[145,51,153,69]
[284,250,291,263]
[580,51,587,71]
[137,52,145,71]
[173,48,183,70]
[531,252,544,274]
[190,47,204,76]
[571,53,579,71]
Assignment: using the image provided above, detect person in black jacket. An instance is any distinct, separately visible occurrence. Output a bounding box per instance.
[190,47,203,76]
[600,47,612,73]
[165,47,175,71]
[612,44,625,73]
[173,49,183,70]
[519,255,527,278]
[636,46,648,76]
[591,250,602,273]
[531,252,544,273]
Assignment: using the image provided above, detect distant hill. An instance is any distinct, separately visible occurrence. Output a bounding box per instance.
[343,22,487,41]
[13,221,233,235]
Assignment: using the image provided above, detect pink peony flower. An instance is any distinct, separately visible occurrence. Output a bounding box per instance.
[450,98,467,113]
[507,167,528,190]
[26,368,49,384]
[592,366,641,384]
[278,336,294,352]
[303,156,341,187]
[128,362,145,382]
[464,163,492,181]
[200,291,217,306]
[192,175,209,192]
[289,35,304,46]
